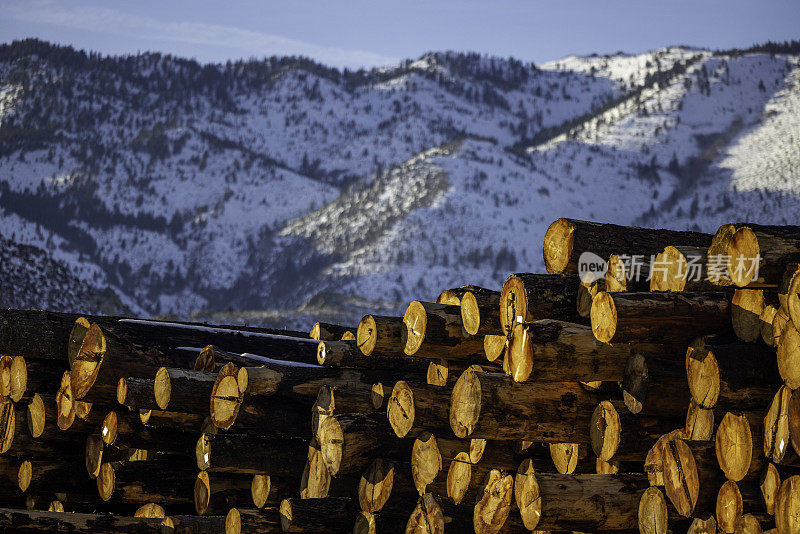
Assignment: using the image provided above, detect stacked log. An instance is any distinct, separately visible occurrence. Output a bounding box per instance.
[0,217,798,533]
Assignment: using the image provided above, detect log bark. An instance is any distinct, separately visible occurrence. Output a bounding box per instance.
[590,400,683,462]
[606,253,651,292]
[280,497,354,533]
[460,288,502,337]
[622,354,689,416]
[777,319,800,389]
[317,413,402,476]
[356,315,407,358]
[686,336,782,409]
[97,459,196,505]
[577,277,605,318]
[507,319,677,383]
[0,508,169,533]
[436,285,491,305]
[116,377,160,412]
[317,340,428,372]
[309,322,355,341]
[312,384,387,439]
[591,291,732,344]
[387,380,452,438]
[403,301,484,361]
[499,273,584,337]
[542,218,712,274]
[514,457,649,531]
[194,470,253,515]
[449,368,601,442]
[154,367,216,413]
[225,507,281,534]
[649,245,716,292]
[716,224,800,287]
[101,410,196,454]
[732,289,777,343]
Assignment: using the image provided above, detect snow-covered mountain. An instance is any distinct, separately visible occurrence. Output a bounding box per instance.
[1,39,799,328]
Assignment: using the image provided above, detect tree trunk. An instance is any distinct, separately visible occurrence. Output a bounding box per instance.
[460,289,502,337]
[449,368,601,442]
[731,289,778,343]
[591,291,732,344]
[279,497,354,533]
[591,400,683,462]
[605,253,651,292]
[402,301,484,361]
[116,377,160,412]
[0,508,169,533]
[96,459,196,505]
[717,224,800,287]
[622,354,689,416]
[317,340,428,373]
[356,315,407,358]
[153,367,216,413]
[309,322,355,341]
[387,380,453,438]
[317,413,402,476]
[542,218,712,275]
[514,457,649,531]
[101,410,196,454]
[194,470,253,515]
[686,335,781,409]
[499,273,585,337]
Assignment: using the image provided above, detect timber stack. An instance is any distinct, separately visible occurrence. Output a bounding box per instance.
[0,217,798,533]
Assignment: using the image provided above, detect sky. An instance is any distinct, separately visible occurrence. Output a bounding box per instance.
[1,0,798,69]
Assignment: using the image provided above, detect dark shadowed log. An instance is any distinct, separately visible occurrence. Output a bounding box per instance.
[403,301,484,361]
[23,460,98,496]
[17,359,64,402]
[686,335,782,410]
[101,410,196,453]
[312,384,387,439]
[460,288,502,337]
[732,289,777,343]
[591,291,732,344]
[356,315,407,358]
[310,322,355,341]
[499,273,584,337]
[514,457,649,531]
[622,355,689,416]
[761,305,780,346]
[279,497,354,533]
[317,340,429,372]
[318,413,402,476]
[194,470,253,515]
[542,218,712,275]
[154,367,216,413]
[591,400,683,462]
[606,253,651,292]
[777,319,800,389]
[449,367,600,442]
[0,508,169,533]
[713,224,800,287]
[97,459,196,505]
[225,507,281,534]
[0,310,91,362]
[577,277,605,318]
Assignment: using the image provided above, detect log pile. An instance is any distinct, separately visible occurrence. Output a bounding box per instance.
[0,218,798,533]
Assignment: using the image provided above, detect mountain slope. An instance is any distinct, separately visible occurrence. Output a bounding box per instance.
[1,40,798,327]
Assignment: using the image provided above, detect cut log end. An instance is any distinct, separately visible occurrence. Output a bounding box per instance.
[446,452,472,504]
[154,367,171,410]
[590,400,621,462]
[411,432,442,494]
[775,475,800,534]
[685,399,715,441]
[96,462,115,501]
[715,411,753,482]
[777,320,800,389]
[387,380,415,438]
[507,322,533,382]
[406,493,445,534]
[726,226,760,287]
[732,289,767,343]
[9,355,26,403]
[549,442,579,474]
[760,462,780,515]
[101,411,118,446]
[764,386,792,463]
[115,378,127,405]
[0,398,14,454]
[225,508,241,534]
[716,479,744,534]
[543,217,574,274]
[55,370,75,431]
[251,474,271,508]
[686,344,720,409]
[426,360,449,387]
[590,291,617,344]
[70,323,106,399]
[317,415,344,476]
[210,363,242,430]
[358,458,394,513]
[85,434,104,479]
[449,368,481,439]
[356,315,379,357]
[638,486,668,534]
[67,316,91,366]
[403,301,428,356]
[514,458,541,531]
[26,393,45,438]
[483,335,506,363]
[194,471,211,515]
[473,469,513,534]
[663,439,700,517]
[17,460,31,492]
[196,434,210,470]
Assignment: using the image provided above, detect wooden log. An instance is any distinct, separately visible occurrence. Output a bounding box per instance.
[101,410,196,453]
[192,345,216,372]
[472,468,514,534]
[637,486,669,534]
[590,400,683,462]
[279,497,354,533]
[0,457,28,495]
[761,305,780,346]
[514,458,649,531]
[387,380,452,438]
[358,458,397,513]
[0,508,169,533]
[483,334,507,363]
[460,288,502,337]
[649,245,715,292]
[317,413,401,476]
[0,310,93,362]
[403,301,484,361]
[317,340,429,372]
[405,492,472,534]
[17,359,64,401]
[194,470,253,515]
[116,377,160,412]
[312,385,386,440]
[577,277,605,318]
[716,411,760,482]
[153,367,215,413]
[310,322,355,341]
[225,507,281,534]
[449,368,600,442]
[717,479,744,534]
[437,285,489,305]
[777,319,800,389]
[356,315,407,358]
[622,354,689,416]
[507,319,676,383]
[23,460,97,496]
[685,399,715,441]
[790,388,800,459]
[606,253,651,292]
[299,439,330,499]
[732,289,777,343]
[542,218,712,275]
[775,475,800,534]
[713,223,800,287]
[97,459,195,505]
[170,514,228,533]
[686,335,782,410]
[499,273,584,337]
[591,291,732,344]
[761,463,781,515]
[764,386,794,464]
[662,439,722,517]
